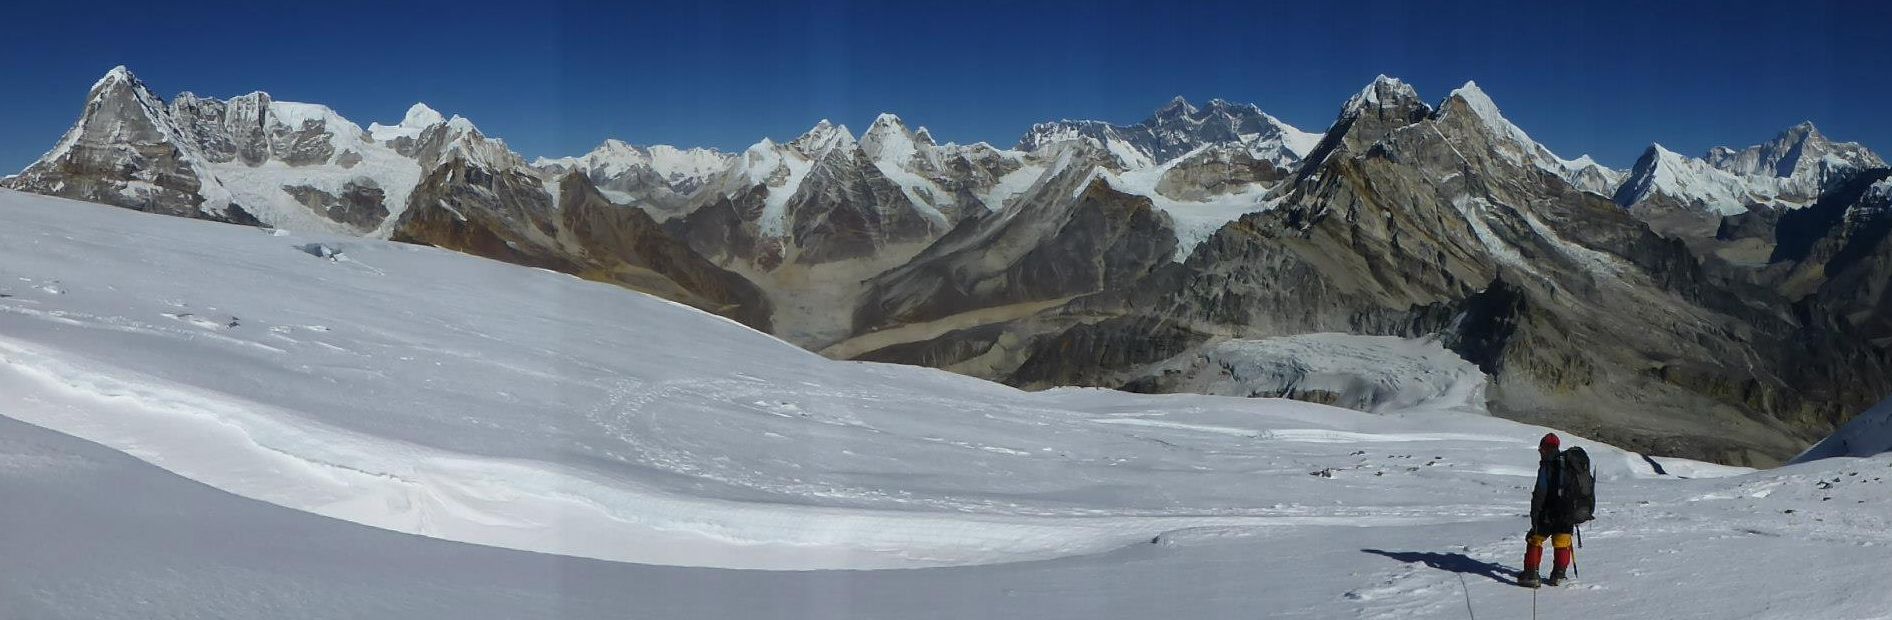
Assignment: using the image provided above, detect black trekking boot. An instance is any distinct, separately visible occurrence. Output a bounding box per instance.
[1518,569,1541,588]
[1544,567,1567,587]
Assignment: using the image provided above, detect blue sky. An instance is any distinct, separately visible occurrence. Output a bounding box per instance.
[3,0,1887,172]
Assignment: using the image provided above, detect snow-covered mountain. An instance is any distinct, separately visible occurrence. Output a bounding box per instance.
[365,101,446,142]
[1555,154,1626,196]
[1706,121,1885,182]
[3,188,1889,618]
[1614,122,1886,237]
[1018,96,1322,171]
[4,66,454,234]
[532,139,732,217]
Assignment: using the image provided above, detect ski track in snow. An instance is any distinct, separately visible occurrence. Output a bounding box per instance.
[2,190,1890,618]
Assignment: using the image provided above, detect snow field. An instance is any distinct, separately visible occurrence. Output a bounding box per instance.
[2,189,1889,618]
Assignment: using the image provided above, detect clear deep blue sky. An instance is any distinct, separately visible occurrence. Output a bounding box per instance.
[4,0,1887,172]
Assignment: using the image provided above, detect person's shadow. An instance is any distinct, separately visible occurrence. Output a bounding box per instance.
[1360,549,1517,585]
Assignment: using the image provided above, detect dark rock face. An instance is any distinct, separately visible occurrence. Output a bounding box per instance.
[556,175,774,331]
[853,324,1012,369]
[391,160,571,272]
[1717,208,1784,245]
[391,160,773,332]
[1769,169,1892,348]
[1771,169,1892,267]
[1155,147,1286,200]
[1007,317,1208,389]
[1625,190,1728,240]
[667,187,774,268]
[788,146,940,264]
[282,182,389,232]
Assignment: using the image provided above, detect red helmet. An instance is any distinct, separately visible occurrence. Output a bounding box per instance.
[1539,433,1561,449]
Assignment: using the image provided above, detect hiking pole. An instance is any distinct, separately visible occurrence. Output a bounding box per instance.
[1566,525,1581,578]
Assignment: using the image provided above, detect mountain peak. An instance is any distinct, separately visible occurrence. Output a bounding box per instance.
[863,114,913,142]
[401,103,445,129]
[1441,81,1530,144]
[791,119,855,154]
[1444,81,1502,120]
[1449,80,1488,102]
[1157,96,1196,117]
[369,102,447,143]
[1700,121,1882,181]
[1344,75,1422,116]
[593,138,639,154]
[861,113,924,161]
[87,66,159,104]
[444,115,482,137]
[1641,143,1687,165]
[95,65,138,90]
[1201,98,1261,116]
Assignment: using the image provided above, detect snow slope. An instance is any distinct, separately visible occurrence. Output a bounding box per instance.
[1095,145,1283,257]
[1793,396,1892,462]
[2,189,1889,617]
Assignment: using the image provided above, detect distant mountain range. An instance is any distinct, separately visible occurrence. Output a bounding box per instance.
[7,66,1888,465]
